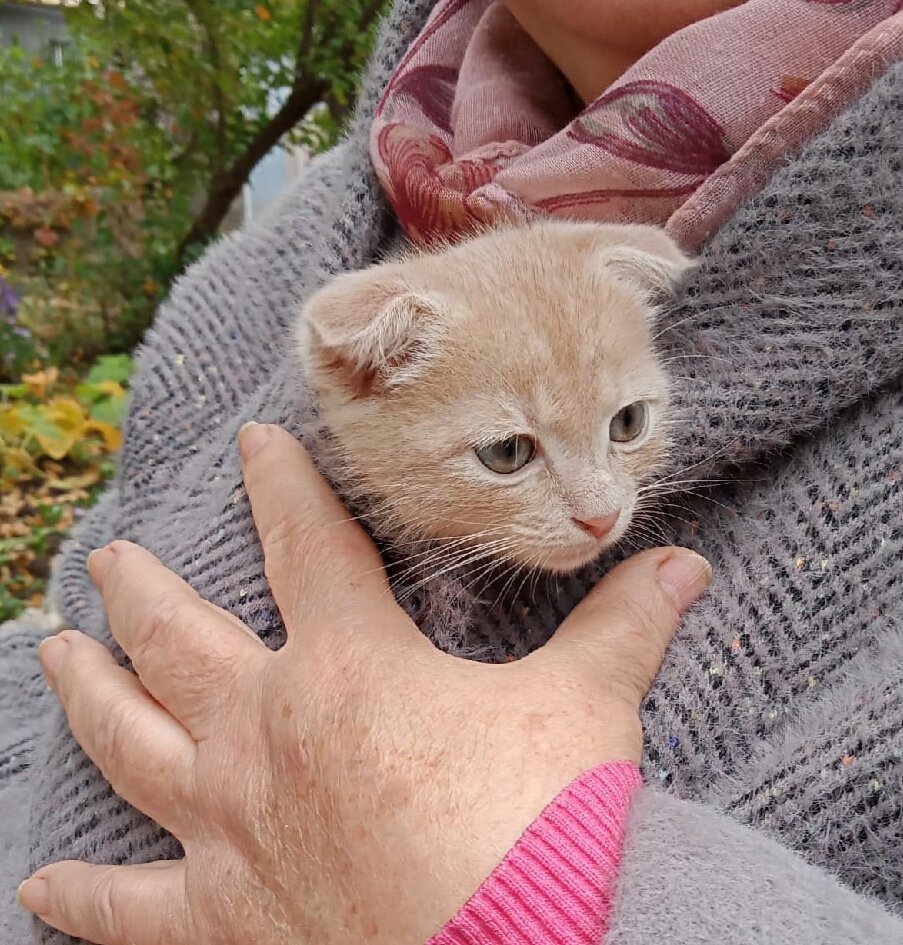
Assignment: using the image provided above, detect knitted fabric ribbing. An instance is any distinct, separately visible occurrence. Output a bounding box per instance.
[427,762,641,944]
[10,0,903,941]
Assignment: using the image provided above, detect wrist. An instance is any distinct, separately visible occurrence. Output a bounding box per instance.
[425,761,642,945]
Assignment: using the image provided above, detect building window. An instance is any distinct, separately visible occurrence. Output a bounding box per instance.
[49,38,66,65]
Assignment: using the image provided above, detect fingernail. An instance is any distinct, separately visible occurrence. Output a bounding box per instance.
[37,635,70,691]
[657,550,711,614]
[17,876,49,915]
[238,421,272,460]
[87,544,116,588]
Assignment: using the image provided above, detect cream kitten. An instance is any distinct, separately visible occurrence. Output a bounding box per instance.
[297,220,691,575]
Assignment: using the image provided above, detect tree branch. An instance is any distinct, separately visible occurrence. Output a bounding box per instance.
[296,0,318,79]
[176,0,387,266]
[176,78,327,264]
[183,0,228,175]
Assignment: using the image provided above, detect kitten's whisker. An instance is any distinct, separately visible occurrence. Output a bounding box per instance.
[489,557,531,612]
[512,551,544,606]
[650,312,707,342]
[652,508,702,533]
[637,476,729,496]
[378,529,512,578]
[429,545,527,610]
[385,529,509,572]
[462,555,521,608]
[395,540,522,602]
[658,353,735,367]
[651,438,745,483]
[388,536,519,586]
[643,486,735,515]
[394,539,506,580]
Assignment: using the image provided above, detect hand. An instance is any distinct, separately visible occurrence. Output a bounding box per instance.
[19,423,710,945]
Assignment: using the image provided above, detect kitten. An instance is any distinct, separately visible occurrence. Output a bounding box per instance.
[297,220,691,575]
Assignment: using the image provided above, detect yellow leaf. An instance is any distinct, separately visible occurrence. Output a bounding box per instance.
[21,366,59,398]
[255,4,272,20]
[93,380,124,398]
[46,467,101,491]
[84,419,123,452]
[48,397,87,434]
[31,398,86,459]
[1,445,39,481]
[0,405,25,439]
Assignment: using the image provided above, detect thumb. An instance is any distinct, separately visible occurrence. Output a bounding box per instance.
[544,547,711,707]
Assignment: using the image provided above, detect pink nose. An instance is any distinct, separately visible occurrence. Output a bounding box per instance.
[573,511,620,541]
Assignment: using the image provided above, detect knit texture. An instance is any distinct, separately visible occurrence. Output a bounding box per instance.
[427,762,640,945]
[1,0,902,942]
[607,788,903,945]
[0,619,51,944]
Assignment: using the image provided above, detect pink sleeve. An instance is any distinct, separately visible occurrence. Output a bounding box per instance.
[427,761,642,945]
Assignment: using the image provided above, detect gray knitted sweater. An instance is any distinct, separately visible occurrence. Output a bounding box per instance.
[2,1,903,941]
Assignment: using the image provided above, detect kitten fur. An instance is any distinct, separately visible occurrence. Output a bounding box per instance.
[297,220,692,575]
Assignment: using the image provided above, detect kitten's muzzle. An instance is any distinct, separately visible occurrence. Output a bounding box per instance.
[572,511,620,542]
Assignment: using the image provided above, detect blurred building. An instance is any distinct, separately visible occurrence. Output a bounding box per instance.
[1,0,308,229]
[0,1,69,57]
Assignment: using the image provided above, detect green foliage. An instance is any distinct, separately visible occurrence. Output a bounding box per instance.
[0,1,388,619]
[0,356,132,622]
[0,0,387,380]
[69,0,383,163]
[0,46,181,375]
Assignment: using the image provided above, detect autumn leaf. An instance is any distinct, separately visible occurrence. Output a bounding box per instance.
[91,380,124,399]
[46,467,101,491]
[255,4,272,21]
[34,226,61,248]
[17,398,86,459]
[83,418,122,451]
[88,389,128,427]
[0,406,26,439]
[1,445,38,481]
[21,366,59,398]
[48,397,87,436]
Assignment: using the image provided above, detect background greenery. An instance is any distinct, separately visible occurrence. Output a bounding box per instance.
[1,0,386,621]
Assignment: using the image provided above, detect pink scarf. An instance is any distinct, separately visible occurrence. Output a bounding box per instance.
[370,0,903,248]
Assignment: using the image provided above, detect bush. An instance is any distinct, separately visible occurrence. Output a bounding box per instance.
[0,354,132,621]
[0,2,387,380]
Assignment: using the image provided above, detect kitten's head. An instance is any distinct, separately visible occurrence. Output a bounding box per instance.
[299,220,691,574]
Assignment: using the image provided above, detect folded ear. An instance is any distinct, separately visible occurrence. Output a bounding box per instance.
[587,223,696,299]
[299,264,447,399]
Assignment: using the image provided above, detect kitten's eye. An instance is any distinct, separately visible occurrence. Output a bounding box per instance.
[609,401,648,443]
[475,435,536,474]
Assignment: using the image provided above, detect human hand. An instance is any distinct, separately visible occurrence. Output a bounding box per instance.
[19,423,710,945]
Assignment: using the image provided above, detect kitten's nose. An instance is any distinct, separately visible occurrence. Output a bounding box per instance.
[573,511,620,541]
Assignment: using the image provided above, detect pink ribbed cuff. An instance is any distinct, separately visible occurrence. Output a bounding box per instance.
[427,761,642,945]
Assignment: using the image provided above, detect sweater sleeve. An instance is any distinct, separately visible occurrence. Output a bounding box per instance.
[427,762,642,945]
[428,764,903,945]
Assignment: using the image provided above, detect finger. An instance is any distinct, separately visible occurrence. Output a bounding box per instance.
[39,629,196,836]
[238,423,406,638]
[87,540,266,737]
[542,547,711,707]
[18,859,190,945]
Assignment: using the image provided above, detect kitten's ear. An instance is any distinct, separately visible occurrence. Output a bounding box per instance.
[300,265,446,398]
[592,225,695,300]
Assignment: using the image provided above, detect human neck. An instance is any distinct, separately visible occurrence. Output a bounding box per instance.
[506,0,745,104]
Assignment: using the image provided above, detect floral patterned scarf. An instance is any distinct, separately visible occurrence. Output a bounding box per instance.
[370,0,903,248]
